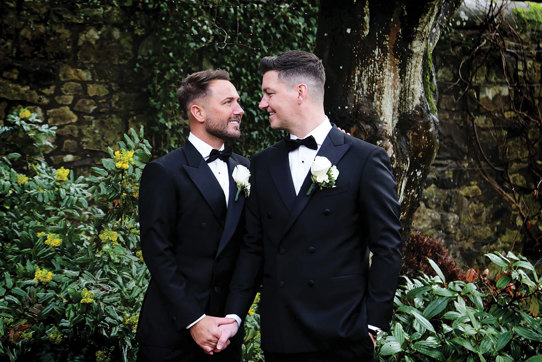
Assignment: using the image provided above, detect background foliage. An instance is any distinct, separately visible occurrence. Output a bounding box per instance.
[135,0,319,156]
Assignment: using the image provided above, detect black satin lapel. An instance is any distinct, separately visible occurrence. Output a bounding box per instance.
[183,159,227,225]
[278,128,351,243]
[269,142,296,210]
[216,157,245,257]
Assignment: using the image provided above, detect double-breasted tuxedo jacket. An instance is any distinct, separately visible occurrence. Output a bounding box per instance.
[136,141,249,350]
[226,127,402,354]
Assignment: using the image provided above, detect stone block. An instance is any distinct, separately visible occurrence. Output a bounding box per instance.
[55,95,74,105]
[40,85,56,95]
[56,125,79,137]
[47,106,77,125]
[81,115,124,151]
[0,79,47,104]
[2,68,19,80]
[460,185,482,198]
[62,139,79,153]
[87,84,109,97]
[61,82,84,95]
[60,65,92,81]
[78,27,101,46]
[112,92,146,111]
[412,202,442,231]
[468,202,486,224]
[74,99,97,113]
[479,86,511,111]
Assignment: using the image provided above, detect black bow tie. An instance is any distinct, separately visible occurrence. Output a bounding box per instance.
[285,135,318,152]
[206,148,232,163]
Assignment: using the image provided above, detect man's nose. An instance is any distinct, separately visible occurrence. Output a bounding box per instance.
[234,102,244,116]
[258,96,267,110]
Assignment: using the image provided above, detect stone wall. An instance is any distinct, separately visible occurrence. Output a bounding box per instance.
[413,0,541,268]
[0,1,149,168]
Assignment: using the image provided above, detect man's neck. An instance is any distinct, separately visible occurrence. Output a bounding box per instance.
[191,129,224,150]
[290,110,327,138]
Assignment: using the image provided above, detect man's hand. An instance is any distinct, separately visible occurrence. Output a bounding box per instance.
[215,318,239,352]
[368,332,376,348]
[189,316,232,355]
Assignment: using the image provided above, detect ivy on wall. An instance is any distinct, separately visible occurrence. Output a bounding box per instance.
[135,0,319,157]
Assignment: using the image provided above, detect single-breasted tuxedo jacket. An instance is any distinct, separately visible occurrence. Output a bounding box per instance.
[225,127,402,354]
[136,141,249,350]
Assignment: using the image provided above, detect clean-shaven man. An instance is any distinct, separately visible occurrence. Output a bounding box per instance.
[219,50,402,361]
[137,69,247,361]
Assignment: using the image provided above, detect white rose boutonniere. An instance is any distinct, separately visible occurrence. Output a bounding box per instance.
[307,156,339,196]
[232,165,251,201]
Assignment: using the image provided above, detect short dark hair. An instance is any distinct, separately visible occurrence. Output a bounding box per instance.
[260,50,325,99]
[177,69,230,115]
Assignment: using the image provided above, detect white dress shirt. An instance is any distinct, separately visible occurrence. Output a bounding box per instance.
[186,132,230,329]
[188,132,230,205]
[289,117,332,194]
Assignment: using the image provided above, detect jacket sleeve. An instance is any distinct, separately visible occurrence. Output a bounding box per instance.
[360,147,403,331]
[139,161,203,330]
[225,160,263,320]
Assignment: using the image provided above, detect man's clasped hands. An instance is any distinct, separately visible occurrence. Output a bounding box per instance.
[189,316,239,355]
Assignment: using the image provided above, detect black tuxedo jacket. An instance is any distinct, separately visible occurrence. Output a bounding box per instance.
[226,127,402,354]
[136,141,249,349]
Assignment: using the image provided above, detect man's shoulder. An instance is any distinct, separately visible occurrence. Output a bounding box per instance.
[231,152,250,167]
[251,139,284,161]
[146,147,184,170]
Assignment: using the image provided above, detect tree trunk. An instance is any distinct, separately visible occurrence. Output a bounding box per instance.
[315,0,462,237]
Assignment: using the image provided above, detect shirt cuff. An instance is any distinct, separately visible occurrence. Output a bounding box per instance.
[186,314,206,329]
[368,324,382,333]
[225,314,242,326]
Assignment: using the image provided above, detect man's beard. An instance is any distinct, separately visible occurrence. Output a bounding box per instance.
[205,116,241,142]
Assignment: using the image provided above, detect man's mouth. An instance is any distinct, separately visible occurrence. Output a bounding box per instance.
[229,119,240,125]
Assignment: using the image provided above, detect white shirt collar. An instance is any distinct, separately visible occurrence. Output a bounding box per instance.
[290,116,332,146]
[188,132,224,159]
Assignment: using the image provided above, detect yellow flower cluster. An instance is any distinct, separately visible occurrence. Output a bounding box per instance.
[48,327,62,344]
[99,229,119,246]
[125,315,139,331]
[17,174,29,185]
[136,250,143,261]
[80,288,95,304]
[114,150,135,170]
[248,292,261,316]
[37,232,45,237]
[55,167,70,181]
[44,233,62,248]
[19,108,31,119]
[34,267,54,283]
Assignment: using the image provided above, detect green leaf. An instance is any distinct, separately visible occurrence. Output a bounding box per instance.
[92,167,109,177]
[4,272,13,289]
[428,258,446,283]
[412,340,444,360]
[379,341,402,356]
[513,260,534,271]
[486,253,509,268]
[423,297,449,319]
[406,286,431,299]
[496,274,512,289]
[514,326,542,342]
[433,287,457,297]
[496,330,512,351]
[525,356,542,362]
[102,158,116,171]
[411,309,435,333]
[392,322,406,346]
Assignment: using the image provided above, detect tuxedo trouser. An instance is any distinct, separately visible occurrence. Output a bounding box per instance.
[137,335,242,362]
[264,336,375,362]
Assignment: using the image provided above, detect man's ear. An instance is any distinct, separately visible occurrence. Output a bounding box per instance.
[297,83,308,104]
[189,104,205,123]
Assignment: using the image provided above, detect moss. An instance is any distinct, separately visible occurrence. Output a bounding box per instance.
[513,3,542,31]
[423,43,438,114]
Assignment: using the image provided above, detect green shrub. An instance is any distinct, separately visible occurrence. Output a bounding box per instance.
[0,109,151,361]
[377,252,542,361]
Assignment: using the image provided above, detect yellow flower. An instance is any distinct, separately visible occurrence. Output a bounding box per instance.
[17,174,29,185]
[48,327,62,344]
[80,288,95,304]
[55,167,70,181]
[136,250,143,261]
[132,187,139,198]
[44,233,62,247]
[124,315,139,331]
[19,108,31,119]
[114,150,135,170]
[34,267,54,283]
[99,229,118,242]
[37,232,45,237]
